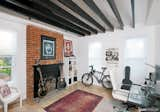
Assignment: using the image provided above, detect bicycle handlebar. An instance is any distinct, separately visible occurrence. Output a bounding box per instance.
[89,65,107,73]
[89,65,94,70]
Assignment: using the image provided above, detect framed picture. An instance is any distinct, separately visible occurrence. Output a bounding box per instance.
[64,39,73,57]
[105,48,119,64]
[41,35,56,60]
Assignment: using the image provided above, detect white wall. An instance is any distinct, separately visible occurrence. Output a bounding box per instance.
[77,25,156,87]
[0,11,79,99]
[155,25,160,65]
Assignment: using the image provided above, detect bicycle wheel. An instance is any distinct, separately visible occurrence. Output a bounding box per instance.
[102,76,112,88]
[81,73,93,86]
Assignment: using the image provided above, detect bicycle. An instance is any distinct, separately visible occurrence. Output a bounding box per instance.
[81,65,112,88]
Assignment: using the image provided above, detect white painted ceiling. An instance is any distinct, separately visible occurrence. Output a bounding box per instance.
[51,0,160,30]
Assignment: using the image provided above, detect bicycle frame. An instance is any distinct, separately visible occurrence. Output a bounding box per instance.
[94,71,105,83]
[89,66,107,84]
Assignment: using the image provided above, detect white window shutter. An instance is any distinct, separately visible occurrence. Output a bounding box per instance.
[0,30,17,55]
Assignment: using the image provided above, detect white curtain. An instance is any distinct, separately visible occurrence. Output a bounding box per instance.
[89,42,102,71]
[0,30,17,55]
[125,38,146,84]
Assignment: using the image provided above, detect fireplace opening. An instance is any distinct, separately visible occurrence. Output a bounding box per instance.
[33,63,63,98]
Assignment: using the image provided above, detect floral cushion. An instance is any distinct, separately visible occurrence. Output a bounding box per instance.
[0,79,11,97]
[0,84,11,97]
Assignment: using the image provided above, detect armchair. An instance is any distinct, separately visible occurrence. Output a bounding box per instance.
[0,81,22,112]
[110,70,129,103]
[110,66,137,111]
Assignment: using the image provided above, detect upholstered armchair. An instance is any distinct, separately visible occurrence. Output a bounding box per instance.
[110,69,129,103]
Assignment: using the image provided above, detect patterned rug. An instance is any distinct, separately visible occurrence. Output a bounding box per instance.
[44,89,103,112]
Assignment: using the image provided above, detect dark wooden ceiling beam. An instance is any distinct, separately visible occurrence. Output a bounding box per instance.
[1,0,85,36]
[31,0,98,34]
[6,0,91,35]
[106,0,124,29]
[58,0,106,32]
[131,0,135,28]
[15,0,91,35]
[83,0,114,30]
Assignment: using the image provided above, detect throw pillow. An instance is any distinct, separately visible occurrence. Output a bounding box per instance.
[0,84,11,97]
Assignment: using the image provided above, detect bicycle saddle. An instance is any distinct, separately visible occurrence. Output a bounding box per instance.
[101,67,107,70]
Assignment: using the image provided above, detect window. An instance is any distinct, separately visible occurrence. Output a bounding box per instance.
[0,56,12,80]
[0,30,17,81]
[125,38,146,84]
[89,42,102,71]
[125,38,145,58]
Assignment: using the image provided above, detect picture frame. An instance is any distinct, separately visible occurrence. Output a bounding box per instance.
[64,39,73,57]
[41,35,56,60]
[105,48,119,64]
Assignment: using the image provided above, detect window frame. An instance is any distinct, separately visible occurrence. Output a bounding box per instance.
[0,55,13,81]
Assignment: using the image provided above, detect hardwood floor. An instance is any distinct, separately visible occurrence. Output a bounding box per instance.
[0,82,137,112]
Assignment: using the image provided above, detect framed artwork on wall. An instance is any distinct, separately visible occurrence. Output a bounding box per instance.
[105,48,119,64]
[64,39,73,57]
[41,35,56,60]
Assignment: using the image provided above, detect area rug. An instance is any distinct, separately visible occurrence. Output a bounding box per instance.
[44,89,103,112]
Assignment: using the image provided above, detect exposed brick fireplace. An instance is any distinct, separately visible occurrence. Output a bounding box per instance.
[33,63,63,98]
[27,25,63,102]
